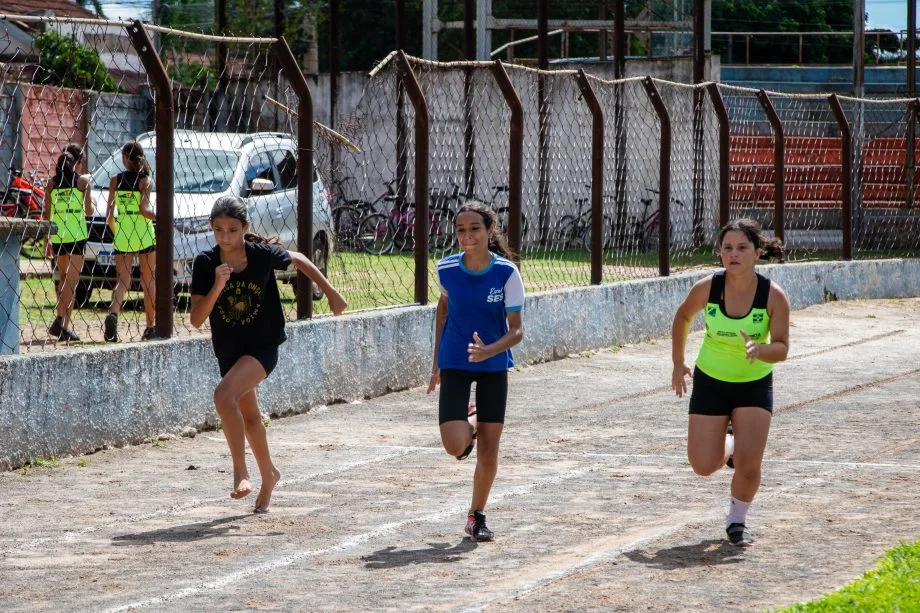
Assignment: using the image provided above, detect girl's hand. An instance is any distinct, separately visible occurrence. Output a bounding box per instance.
[467,332,492,363]
[739,330,759,364]
[214,263,232,292]
[44,239,53,260]
[327,290,347,316]
[672,363,692,397]
[427,369,440,394]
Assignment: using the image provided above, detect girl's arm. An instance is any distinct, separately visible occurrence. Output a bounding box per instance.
[427,294,448,393]
[741,283,790,364]
[105,176,117,233]
[288,250,347,315]
[139,177,155,221]
[189,263,232,328]
[466,310,524,363]
[671,276,711,397]
[78,174,93,216]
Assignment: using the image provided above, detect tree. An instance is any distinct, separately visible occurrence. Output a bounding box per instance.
[35,30,122,92]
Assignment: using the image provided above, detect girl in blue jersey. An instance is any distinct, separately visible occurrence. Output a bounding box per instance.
[427,201,525,542]
[671,218,790,546]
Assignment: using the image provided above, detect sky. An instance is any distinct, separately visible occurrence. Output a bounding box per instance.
[97,0,916,32]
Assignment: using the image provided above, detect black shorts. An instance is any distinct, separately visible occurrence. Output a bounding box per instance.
[114,244,155,255]
[52,240,86,256]
[439,369,508,425]
[688,367,773,416]
[216,346,279,378]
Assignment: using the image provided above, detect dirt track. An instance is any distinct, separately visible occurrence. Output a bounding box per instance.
[2,298,919,612]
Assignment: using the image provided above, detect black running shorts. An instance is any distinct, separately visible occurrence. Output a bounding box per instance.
[216,346,279,379]
[438,369,508,425]
[688,367,773,416]
[52,240,86,256]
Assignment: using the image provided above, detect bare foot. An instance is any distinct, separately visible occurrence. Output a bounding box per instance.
[231,476,253,499]
[253,468,282,513]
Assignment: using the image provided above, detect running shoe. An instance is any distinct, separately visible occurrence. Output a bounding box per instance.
[103,313,118,342]
[48,316,63,338]
[726,424,735,469]
[726,522,753,546]
[464,511,494,542]
[141,326,157,340]
[455,403,478,461]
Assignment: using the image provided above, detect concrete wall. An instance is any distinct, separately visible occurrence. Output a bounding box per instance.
[2,258,919,470]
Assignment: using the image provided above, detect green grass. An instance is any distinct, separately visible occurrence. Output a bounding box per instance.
[777,541,920,612]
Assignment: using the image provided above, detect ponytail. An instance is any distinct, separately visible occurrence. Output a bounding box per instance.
[122,141,151,179]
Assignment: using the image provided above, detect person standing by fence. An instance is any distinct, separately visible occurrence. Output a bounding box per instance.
[190,195,347,513]
[104,141,156,342]
[46,143,93,342]
[671,218,789,547]
[428,201,525,542]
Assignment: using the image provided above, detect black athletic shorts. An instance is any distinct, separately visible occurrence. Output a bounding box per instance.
[52,240,86,256]
[438,368,508,425]
[688,367,773,416]
[216,346,279,378]
[114,244,155,255]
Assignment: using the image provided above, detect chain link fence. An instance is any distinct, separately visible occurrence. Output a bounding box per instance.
[2,22,919,356]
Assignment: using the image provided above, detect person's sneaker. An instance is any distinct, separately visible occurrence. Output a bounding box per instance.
[57,328,81,342]
[103,313,118,342]
[48,316,63,338]
[455,403,478,461]
[141,326,157,340]
[726,522,753,546]
[726,424,735,469]
[464,511,494,542]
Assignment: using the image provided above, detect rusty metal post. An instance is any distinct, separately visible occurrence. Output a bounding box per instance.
[396,1,409,208]
[642,76,671,277]
[829,94,853,260]
[691,0,706,247]
[395,52,430,305]
[613,0,627,245]
[575,70,604,285]
[614,0,625,79]
[537,0,550,245]
[910,99,918,210]
[329,0,340,179]
[707,83,730,228]
[273,37,314,319]
[490,60,524,266]
[756,89,785,245]
[126,21,174,338]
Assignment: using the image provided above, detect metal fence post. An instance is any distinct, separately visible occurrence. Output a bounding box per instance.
[707,83,730,229]
[828,94,853,260]
[756,89,785,245]
[395,52,430,305]
[642,76,671,277]
[489,60,524,266]
[575,69,604,285]
[273,37,315,319]
[125,20,174,339]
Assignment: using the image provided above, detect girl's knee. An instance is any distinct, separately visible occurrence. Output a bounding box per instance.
[213,386,237,412]
[688,455,722,477]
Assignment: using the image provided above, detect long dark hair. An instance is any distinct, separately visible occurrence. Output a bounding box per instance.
[122,141,151,178]
[456,200,514,260]
[719,218,785,261]
[52,143,83,189]
[209,195,280,244]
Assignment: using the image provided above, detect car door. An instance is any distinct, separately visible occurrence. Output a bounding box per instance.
[243,151,284,239]
[269,148,298,251]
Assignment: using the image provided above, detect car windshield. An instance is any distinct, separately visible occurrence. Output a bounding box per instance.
[91,148,240,194]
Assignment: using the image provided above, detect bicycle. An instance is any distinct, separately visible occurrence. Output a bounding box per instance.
[631,188,685,253]
[432,181,528,242]
[551,189,614,252]
[356,195,456,255]
[332,178,399,251]
[1,166,47,259]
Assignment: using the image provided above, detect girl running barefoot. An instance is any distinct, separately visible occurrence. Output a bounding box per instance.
[427,201,525,542]
[190,195,347,513]
[671,218,790,546]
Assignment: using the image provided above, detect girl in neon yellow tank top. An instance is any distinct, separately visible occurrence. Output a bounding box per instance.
[671,218,790,547]
[104,141,157,342]
[46,143,93,342]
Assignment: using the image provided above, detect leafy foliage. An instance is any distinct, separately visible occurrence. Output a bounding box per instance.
[36,30,122,92]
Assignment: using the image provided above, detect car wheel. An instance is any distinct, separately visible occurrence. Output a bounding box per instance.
[312,234,328,301]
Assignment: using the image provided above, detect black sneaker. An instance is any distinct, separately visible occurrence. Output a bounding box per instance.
[141,326,157,340]
[48,316,63,338]
[726,424,735,469]
[57,328,81,342]
[103,313,118,342]
[464,511,493,542]
[726,522,753,546]
[455,403,478,461]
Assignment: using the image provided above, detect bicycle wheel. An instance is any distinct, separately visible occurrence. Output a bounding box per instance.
[495,207,528,245]
[551,216,577,250]
[356,213,394,255]
[429,206,456,253]
[580,214,614,252]
[332,204,363,251]
[20,237,45,260]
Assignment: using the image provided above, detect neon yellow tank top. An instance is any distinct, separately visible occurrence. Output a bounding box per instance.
[49,186,88,244]
[112,172,155,252]
[695,272,773,383]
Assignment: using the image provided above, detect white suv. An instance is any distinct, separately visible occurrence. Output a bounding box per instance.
[78,130,333,304]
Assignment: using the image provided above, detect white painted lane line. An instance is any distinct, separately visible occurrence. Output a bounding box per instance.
[104,465,601,612]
